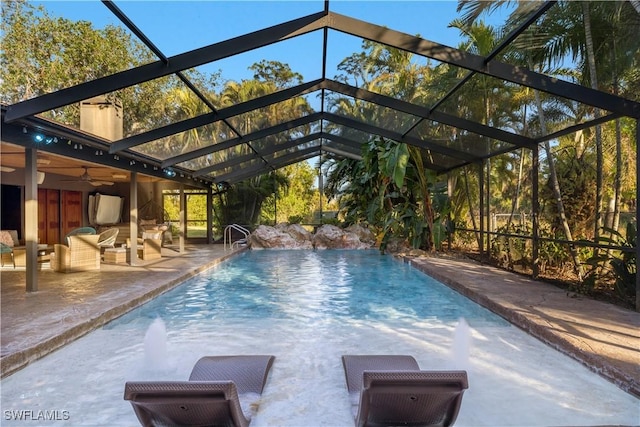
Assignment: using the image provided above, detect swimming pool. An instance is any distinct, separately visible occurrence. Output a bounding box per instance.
[1,250,638,426]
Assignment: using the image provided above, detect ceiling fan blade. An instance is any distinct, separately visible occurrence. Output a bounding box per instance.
[93,180,115,186]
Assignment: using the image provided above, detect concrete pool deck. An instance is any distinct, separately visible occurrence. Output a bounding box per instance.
[0,244,244,378]
[1,246,638,400]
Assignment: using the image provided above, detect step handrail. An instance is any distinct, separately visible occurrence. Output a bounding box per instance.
[224,224,250,250]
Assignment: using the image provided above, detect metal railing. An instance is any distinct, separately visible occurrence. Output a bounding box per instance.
[224,224,250,250]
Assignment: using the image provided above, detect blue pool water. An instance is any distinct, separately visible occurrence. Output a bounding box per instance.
[2,250,637,426]
[106,250,506,328]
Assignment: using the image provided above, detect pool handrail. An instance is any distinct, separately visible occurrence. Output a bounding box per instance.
[224,224,250,250]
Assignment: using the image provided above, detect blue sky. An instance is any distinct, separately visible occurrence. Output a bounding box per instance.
[30,1,512,179]
[35,1,511,85]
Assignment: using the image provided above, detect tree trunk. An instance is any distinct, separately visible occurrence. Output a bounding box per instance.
[507,104,528,232]
[611,26,622,234]
[463,165,482,250]
[583,2,604,249]
[532,73,584,280]
[613,119,622,232]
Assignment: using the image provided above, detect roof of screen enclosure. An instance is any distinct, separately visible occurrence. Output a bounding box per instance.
[2,0,639,189]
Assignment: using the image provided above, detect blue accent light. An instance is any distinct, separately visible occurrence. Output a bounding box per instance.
[33,134,45,143]
[163,169,176,178]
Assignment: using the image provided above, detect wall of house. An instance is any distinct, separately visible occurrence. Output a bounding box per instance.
[1,169,132,243]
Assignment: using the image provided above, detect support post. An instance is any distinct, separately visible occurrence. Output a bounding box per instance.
[479,161,485,258]
[179,185,185,253]
[207,184,213,244]
[532,144,540,279]
[130,172,138,265]
[319,158,324,225]
[636,119,639,312]
[447,173,454,251]
[274,172,278,225]
[25,148,38,292]
[486,157,491,256]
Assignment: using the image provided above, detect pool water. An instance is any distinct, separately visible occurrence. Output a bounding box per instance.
[107,250,505,327]
[1,250,638,426]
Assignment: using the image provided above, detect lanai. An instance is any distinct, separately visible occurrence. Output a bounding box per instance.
[1,1,639,308]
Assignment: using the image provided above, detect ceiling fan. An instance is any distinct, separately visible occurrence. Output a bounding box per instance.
[62,166,114,186]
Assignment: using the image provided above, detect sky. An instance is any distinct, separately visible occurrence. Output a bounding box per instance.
[28,1,512,178]
[33,1,512,85]
[15,2,629,187]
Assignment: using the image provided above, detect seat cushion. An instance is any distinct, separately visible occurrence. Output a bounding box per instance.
[0,230,18,247]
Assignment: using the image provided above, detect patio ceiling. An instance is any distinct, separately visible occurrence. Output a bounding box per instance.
[2,0,639,188]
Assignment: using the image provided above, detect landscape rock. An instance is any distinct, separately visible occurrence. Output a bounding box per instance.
[283,223,314,244]
[383,237,411,254]
[313,224,372,250]
[249,224,374,250]
[345,224,376,245]
[250,224,312,249]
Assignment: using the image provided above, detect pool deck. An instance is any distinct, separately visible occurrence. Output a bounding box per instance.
[1,246,638,400]
[0,244,244,378]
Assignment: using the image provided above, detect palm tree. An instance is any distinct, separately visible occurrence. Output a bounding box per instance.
[216,65,314,226]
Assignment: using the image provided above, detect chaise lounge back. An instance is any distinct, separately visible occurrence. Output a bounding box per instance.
[124,355,275,427]
[51,234,101,273]
[342,355,468,427]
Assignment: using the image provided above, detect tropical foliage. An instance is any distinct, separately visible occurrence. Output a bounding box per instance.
[2,1,638,306]
[321,1,637,305]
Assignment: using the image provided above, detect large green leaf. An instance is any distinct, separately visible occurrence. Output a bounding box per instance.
[383,142,409,189]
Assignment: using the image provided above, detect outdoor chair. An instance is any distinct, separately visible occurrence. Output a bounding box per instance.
[0,230,22,268]
[126,231,163,261]
[97,227,119,251]
[124,355,275,427]
[342,355,468,427]
[64,227,96,245]
[0,242,14,267]
[51,234,101,273]
[140,231,162,260]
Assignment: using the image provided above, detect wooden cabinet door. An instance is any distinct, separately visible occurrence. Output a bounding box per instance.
[38,189,47,244]
[47,189,60,243]
[37,189,60,244]
[61,190,82,238]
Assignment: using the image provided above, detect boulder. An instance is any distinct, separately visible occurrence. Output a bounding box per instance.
[250,225,295,249]
[250,224,374,250]
[345,224,376,245]
[274,223,289,232]
[313,224,372,250]
[383,237,411,254]
[283,223,313,243]
[250,224,312,249]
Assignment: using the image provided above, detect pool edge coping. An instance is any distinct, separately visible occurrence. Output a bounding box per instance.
[0,248,246,379]
[402,254,640,399]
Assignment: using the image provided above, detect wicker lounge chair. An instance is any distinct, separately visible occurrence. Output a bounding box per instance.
[51,234,101,273]
[342,355,468,427]
[64,226,96,243]
[126,231,162,261]
[124,355,275,427]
